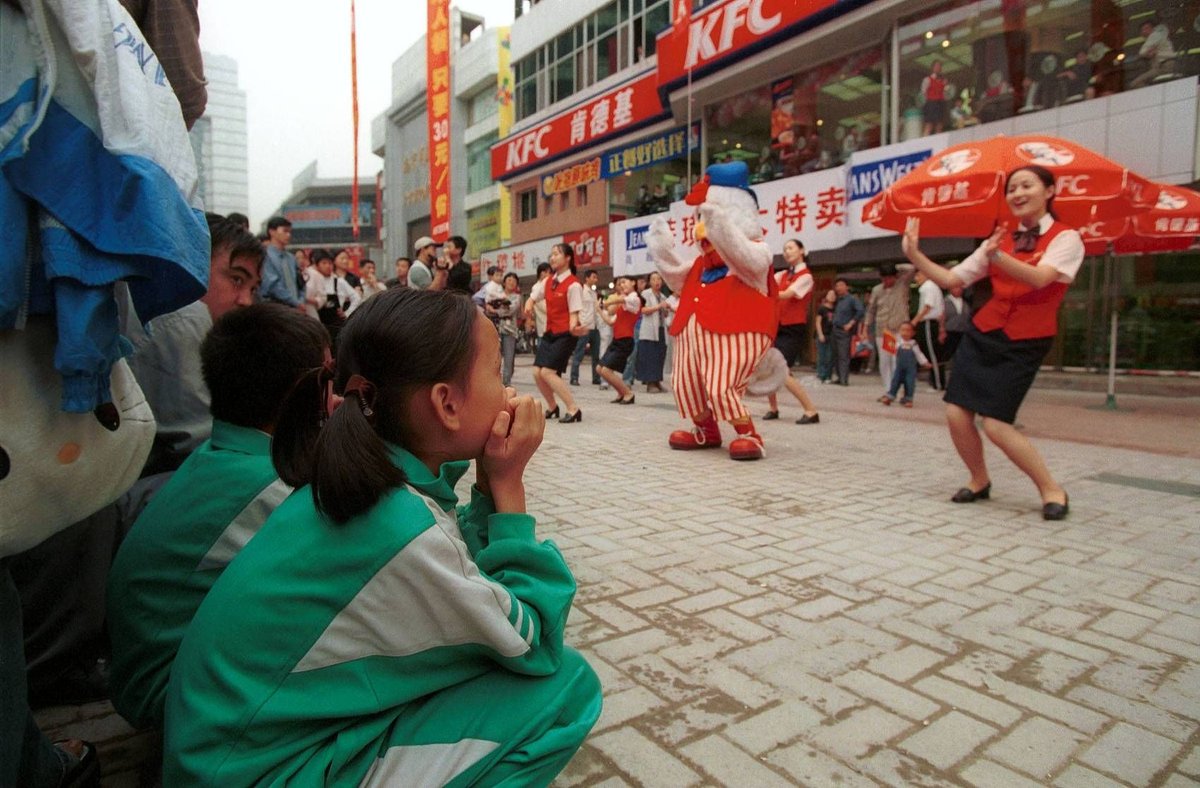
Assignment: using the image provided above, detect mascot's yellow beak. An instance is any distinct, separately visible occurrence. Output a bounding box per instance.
[694,219,707,243]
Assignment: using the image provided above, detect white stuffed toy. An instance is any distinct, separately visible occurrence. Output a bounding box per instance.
[0,319,154,557]
[647,161,778,460]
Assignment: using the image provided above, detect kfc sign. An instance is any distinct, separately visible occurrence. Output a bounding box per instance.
[491,71,665,180]
[657,0,847,87]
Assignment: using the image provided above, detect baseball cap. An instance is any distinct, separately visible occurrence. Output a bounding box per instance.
[413,236,438,252]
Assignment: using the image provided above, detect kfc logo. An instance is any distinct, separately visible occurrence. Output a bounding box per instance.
[1016,141,1075,167]
[927,149,980,178]
[1056,174,1091,196]
[1157,188,1188,211]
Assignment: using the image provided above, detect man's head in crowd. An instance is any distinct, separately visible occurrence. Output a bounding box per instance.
[226,212,250,231]
[200,304,330,434]
[583,270,599,289]
[393,257,411,285]
[202,214,265,322]
[360,259,377,280]
[444,235,468,263]
[536,262,551,281]
[266,216,292,250]
[414,237,438,265]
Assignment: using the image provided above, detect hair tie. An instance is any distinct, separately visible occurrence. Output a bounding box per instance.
[343,374,378,423]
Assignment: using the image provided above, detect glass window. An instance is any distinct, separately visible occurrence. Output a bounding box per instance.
[576,185,589,207]
[554,57,575,103]
[519,189,538,222]
[466,132,498,193]
[896,0,1200,142]
[468,91,498,127]
[643,0,669,56]
[705,46,884,183]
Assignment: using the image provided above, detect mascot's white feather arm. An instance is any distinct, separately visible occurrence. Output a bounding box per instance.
[647,216,690,292]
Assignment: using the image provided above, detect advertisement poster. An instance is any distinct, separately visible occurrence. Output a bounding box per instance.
[426,0,451,241]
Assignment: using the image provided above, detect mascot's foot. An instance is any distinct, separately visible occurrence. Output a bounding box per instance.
[668,417,722,450]
[728,433,765,461]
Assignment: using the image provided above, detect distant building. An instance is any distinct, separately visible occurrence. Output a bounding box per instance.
[268,160,380,263]
[373,9,505,270]
[189,52,249,218]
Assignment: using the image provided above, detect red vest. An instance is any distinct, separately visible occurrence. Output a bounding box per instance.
[973,221,1074,340]
[612,299,639,339]
[925,73,947,101]
[544,273,580,334]
[775,265,812,326]
[670,250,778,338]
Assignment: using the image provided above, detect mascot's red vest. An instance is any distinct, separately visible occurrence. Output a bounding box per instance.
[973,221,1072,340]
[670,249,778,339]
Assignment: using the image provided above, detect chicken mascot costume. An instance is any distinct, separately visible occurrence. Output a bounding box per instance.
[647,161,777,460]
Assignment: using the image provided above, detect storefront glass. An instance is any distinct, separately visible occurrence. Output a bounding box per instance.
[608,154,699,218]
[704,47,884,184]
[897,0,1200,141]
[467,132,499,193]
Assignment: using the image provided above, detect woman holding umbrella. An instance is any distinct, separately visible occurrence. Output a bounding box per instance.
[901,165,1082,520]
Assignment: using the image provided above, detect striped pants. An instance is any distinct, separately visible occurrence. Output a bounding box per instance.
[672,316,771,422]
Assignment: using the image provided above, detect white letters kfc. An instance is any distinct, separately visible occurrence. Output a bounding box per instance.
[504,126,552,171]
[685,0,782,69]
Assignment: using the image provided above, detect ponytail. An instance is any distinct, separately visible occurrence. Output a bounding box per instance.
[271,367,327,489]
[310,387,404,523]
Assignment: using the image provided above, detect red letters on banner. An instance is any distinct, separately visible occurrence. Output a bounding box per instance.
[427,0,451,241]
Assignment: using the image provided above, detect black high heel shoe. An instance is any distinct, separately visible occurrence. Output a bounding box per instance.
[951,482,991,503]
[1042,492,1069,521]
[559,409,582,423]
[544,406,560,419]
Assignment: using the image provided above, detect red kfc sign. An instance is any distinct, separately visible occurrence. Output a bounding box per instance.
[656,0,842,88]
[491,71,665,180]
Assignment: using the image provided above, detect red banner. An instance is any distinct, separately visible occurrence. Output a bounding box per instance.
[427,0,451,241]
[656,0,840,88]
[490,70,664,180]
[563,226,609,270]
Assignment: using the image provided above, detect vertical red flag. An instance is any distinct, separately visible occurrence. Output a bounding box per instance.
[350,0,360,238]
[427,0,451,242]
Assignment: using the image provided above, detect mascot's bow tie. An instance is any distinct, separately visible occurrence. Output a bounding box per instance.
[1012,226,1041,253]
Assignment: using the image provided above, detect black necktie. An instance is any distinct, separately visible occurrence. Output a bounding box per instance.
[1012,226,1040,253]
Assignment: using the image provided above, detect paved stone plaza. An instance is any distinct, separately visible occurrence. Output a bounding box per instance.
[39,362,1200,786]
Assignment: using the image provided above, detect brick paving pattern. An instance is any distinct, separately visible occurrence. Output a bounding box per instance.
[38,362,1200,786]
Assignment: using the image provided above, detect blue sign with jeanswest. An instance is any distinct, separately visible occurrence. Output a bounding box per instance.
[601,123,699,179]
[626,225,650,251]
[848,149,931,202]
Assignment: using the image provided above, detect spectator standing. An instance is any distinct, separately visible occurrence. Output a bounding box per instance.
[939,283,972,370]
[635,272,671,393]
[359,260,388,299]
[920,59,949,135]
[332,249,361,291]
[530,262,551,339]
[306,250,361,342]
[815,288,836,382]
[569,270,602,386]
[409,237,448,291]
[831,278,863,385]
[866,261,916,396]
[260,217,304,311]
[913,270,945,390]
[387,257,411,288]
[444,235,473,295]
[495,273,524,386]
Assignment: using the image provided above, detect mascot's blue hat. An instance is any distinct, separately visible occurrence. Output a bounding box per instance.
[684,160,759,207]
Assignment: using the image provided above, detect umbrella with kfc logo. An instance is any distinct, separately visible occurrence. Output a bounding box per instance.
[1079,183,1200,255]
[862,135,1159,237]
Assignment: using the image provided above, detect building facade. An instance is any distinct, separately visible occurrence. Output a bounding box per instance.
[269,160,380,263]
[373,10,509,270]
[189,52,249,218]
[484,0,1200,371]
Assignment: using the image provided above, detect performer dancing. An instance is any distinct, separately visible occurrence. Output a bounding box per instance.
[525,244,585,423]
[764,238,820,424]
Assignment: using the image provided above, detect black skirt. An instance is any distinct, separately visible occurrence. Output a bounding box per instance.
[773,323,808,367]
[534,331,576,374]
[600,337,634,373]
[943,326,1053,424]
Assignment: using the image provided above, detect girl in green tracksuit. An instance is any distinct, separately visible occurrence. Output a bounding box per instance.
[163,289,602,787]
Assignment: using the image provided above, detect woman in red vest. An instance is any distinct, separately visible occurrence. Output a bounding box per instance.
[901,165,1083,520]
[526,243,585,423]
[764,238,820,424]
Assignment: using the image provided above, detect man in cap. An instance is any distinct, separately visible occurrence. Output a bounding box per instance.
[408,236,449,291]
[865,261,915,398]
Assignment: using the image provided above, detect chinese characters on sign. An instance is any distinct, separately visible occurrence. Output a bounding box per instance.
[563,226,608,269]
[491,70,665,179]
[541,158,602,198]
[600,124,699,178]
[427,0,451,242]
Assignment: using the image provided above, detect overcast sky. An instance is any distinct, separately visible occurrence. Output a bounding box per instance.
[197,0,515,224]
